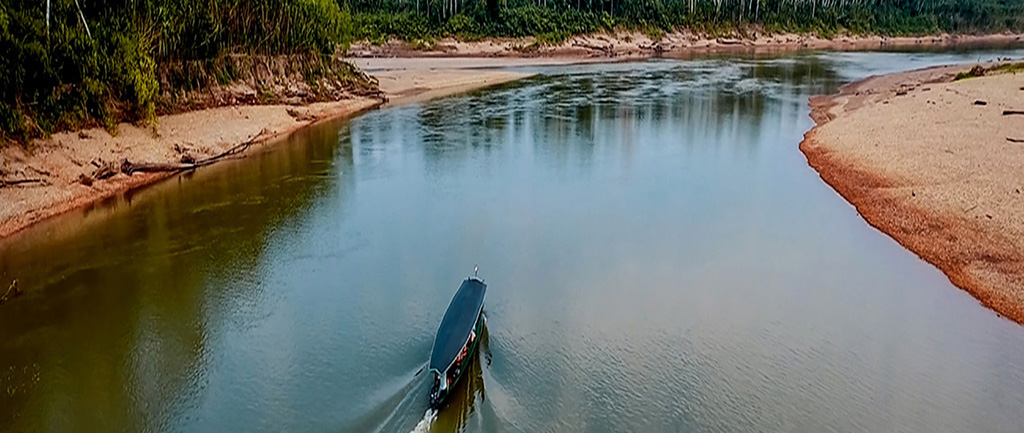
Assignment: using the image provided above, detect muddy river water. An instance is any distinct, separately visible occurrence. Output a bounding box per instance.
[2,48,1024,432]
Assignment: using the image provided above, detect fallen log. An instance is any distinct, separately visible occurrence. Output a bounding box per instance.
[92,161,119,179]
[1008,137,1024,143]
[1003,110,1024,115]
[120,129,266,175]
[121,161,193,173]
[0,178,43,188]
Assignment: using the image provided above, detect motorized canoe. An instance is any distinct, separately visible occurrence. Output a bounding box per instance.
[428,273,486,408]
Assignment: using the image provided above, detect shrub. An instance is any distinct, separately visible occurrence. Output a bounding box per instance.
[1,0,358,142]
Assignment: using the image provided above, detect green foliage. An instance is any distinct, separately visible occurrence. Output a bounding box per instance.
[954,64,987,80]
[444,14,480,38]
[109,31,159,123]
[354,12,433,42]
[642,24,665,40]
[5,0,1022,143]
[1,0,356,142]
[349,0,1024,41]
[992,62,1024,74]
[956,62,1024,80]
[0,5,8,34]
[142,0,351,59]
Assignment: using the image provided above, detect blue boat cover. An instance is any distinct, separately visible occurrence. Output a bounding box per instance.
[429,278,486,373]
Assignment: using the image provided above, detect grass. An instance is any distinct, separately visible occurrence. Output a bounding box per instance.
[955,62,1024,81]
[992,62,1024,75]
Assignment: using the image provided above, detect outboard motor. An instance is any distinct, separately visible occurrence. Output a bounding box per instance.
[429,371,448,408]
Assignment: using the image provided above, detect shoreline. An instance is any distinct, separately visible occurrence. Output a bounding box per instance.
[0,65,541,240]
[800,62,1024,324]
[0,98,383,240]
[349,31,1022,59]
[2,32,1021,242]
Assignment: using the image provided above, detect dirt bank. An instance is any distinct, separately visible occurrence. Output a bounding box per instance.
[801,62,1024,324]
[350,31,1022,59]
[0,98,382,239]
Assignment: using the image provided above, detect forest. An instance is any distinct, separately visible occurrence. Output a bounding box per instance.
[2,0,1022,142]
[351,0,1024,42]
[1,0,353,141]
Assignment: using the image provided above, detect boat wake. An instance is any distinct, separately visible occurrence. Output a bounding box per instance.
[362,314,491,433]
[409,409,437,433]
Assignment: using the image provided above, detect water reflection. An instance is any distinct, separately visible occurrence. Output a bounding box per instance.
[432,322,489,432]
[412,57,840,164]
[2,50,1024,433]
[0,122,357,431]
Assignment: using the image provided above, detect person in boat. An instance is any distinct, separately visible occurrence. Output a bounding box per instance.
[448,329,477,391]
[429,274,486,408]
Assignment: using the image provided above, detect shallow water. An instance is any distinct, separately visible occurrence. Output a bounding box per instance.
[2,48,1024,432]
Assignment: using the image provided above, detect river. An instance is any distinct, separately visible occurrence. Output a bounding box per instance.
[2,48,1024,432]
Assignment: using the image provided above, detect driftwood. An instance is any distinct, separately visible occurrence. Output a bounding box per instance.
[92,161,119,179]
[1003,110,1024,116]
[0,280,20,304]
[91,129,266,178]
[0,178,43,188]
[124,129,264,174]
[1008,137,1024,143]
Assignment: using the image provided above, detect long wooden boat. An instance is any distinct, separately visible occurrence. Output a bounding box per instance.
[428,272,486,408]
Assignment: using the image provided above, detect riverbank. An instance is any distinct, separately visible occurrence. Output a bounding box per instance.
[2,33,1021,240]
[0,59,547,239]
[349,31,1022,59]
[801,62,1024,324]
[0,99,381,239]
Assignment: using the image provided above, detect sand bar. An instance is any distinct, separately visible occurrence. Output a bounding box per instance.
[801,62,1024,324]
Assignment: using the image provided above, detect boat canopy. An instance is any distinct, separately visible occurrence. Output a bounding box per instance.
[429,278,486,374]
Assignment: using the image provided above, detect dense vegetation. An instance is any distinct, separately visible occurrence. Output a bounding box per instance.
[350,0,1024,42]
[3,0,1022,142]
[1,0,354,142]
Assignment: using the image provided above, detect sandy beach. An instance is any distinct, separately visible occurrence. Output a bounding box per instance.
[801,62,1024,324]
[350,31,1022,59]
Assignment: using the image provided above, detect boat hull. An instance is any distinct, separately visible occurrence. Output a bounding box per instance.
[429,313,484,409]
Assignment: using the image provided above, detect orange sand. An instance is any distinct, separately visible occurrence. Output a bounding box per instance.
[801,63,1024,324]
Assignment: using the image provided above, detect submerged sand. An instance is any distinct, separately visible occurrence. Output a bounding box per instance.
[802,63,1024,324]
[356,57,540,105]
